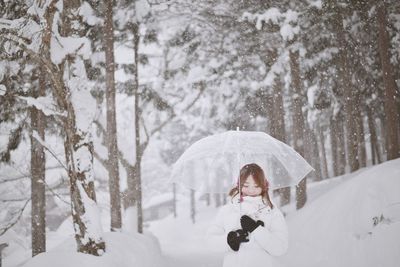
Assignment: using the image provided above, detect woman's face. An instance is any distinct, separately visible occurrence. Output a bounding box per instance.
[241,175,262,197]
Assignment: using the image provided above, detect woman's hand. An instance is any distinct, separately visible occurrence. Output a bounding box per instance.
[240,215,264,233]
[227,229,249,251]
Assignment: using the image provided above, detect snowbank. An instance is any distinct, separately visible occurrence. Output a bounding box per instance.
[281,158,400,267]
[21,232,163,267]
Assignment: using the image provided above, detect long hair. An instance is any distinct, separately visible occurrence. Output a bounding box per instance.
[229,163,274,209]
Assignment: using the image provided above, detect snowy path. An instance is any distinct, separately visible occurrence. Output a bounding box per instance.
[147,204,226,267]
[156,236,223,267]
[162,249,223,267]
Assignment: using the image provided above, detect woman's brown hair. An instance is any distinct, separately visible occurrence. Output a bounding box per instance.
[229,163,274,209]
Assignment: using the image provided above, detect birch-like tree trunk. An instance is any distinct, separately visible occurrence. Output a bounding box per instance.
[377,1,400,160]
[104,0,122,231]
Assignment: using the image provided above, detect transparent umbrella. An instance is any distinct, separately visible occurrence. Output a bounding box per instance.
[170,130,314,193]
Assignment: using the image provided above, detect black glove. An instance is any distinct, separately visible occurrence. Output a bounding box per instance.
[227,229,249,251]
[240,215,264,233]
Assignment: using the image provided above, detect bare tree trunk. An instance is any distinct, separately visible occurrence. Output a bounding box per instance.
[379,115,387,160]
[333,6,359,172]
[173,184,177,218]
[353,92,367,167]
[134,158,142,233]
[336,113,347,175]
[132,22,143,233]
[214,193,221,207]
[124,165,136,208]
[289,49,307,209]
[123,163,138,231]
[377,1,400,160]
[269,77,290,206]
[119,16,142,234]
[335,113,347,175]
[104,0,122,231]
[370,131,376,165]
[205,194,210,206]
[190,189,196,224]
[330,115,339,176]
[317,122,328,178]
[302,121,321,209]
[303,121,315,181]
[366,106,381,164]
[270,77,286,142]
[355,108,367,168]
[309,129,322,181]
[30,65,46,256]
[296,178,307,210]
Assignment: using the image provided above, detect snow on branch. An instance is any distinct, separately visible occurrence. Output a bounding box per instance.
[78,2,102,26]
[50,34,92,65]
[0,15,42,53]
[27,0,62,19]
[0,29,65,98]
[19,95,66,117]
[241,8,282,30]
[241,8,300,42]
[263,50,289,87]
[0,84,6,96]
[0,28,32,48]
[50,11,91,64]
[303,47,339,70]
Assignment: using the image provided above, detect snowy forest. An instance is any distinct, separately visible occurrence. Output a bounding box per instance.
[0,0,399,267]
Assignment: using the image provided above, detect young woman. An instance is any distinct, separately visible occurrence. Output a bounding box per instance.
[208,163,288,267]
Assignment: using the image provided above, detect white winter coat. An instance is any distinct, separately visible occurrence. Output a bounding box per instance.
[207,195,288,267]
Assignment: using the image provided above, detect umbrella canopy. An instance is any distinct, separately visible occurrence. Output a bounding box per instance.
[170,130,314,193]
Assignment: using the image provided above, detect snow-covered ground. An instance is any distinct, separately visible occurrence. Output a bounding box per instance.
[19,232,163,267]
[149,158,400,267]
[281,158,400,267]
[2,159,399,267]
